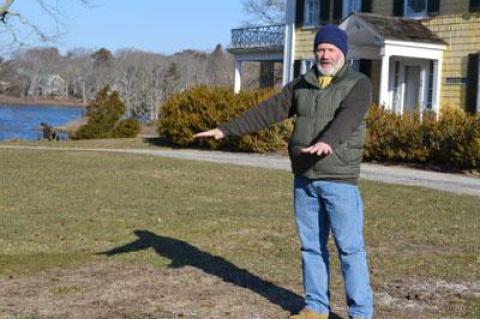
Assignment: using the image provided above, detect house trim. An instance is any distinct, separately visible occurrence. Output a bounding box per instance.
[338,13,447,114]
[379,41,445,114]
[283,0,297,86]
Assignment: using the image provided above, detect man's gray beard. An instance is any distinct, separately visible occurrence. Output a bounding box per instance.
[316,54,345,76]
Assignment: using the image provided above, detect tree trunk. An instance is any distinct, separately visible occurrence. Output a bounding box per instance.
[82,81,86,105]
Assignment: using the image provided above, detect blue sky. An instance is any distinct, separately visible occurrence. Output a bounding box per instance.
[11,0,249,55]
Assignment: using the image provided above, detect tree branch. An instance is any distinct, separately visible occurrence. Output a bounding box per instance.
[0,0,93,54]
[0,0,15,23]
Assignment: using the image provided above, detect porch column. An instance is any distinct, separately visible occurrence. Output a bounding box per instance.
[234,59,242,94]
[282,0,296,85]
[379,52,391,108]
[432,59,442,116]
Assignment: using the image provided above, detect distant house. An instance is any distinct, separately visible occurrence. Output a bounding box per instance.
[227,24,286,93]
[0,80,10,94]
[228,0,480,115]
[29,74,66,97]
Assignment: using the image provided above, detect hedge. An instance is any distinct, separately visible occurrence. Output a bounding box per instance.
[158,86,480,170]
[364,105,480,169]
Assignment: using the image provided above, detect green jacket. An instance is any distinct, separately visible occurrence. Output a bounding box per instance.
[219,64,372,184]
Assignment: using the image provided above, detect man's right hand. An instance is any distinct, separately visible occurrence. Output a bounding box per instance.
[193,128,225,140]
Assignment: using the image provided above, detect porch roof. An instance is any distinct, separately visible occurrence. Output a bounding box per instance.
[340,12,447,60]
[356,12,447,45]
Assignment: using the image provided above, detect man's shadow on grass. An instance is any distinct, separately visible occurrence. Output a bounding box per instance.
[98,230,344,319]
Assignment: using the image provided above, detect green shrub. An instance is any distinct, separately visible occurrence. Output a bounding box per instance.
[158,85,293,152]
[159,85,479,169]
[430,108,480,168]
[365,105,480,169]
[364,105,429,162]
[112,118,141,138]
[73,123,106,140]
[72,86,140,139]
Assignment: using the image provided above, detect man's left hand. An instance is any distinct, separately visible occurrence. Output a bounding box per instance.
[300,142,333,156]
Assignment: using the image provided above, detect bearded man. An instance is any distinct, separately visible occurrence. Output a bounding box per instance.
[194,25,374,319]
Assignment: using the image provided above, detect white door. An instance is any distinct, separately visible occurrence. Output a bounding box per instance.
[403,66,421,113]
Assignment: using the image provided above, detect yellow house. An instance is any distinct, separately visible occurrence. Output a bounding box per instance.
[284,0,480,114]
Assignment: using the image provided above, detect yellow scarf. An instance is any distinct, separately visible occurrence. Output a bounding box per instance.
[318,75,333,89]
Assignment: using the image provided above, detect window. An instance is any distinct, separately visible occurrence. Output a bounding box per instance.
[394,0,439,18]
[471,0,480,12]
[350,59,360,71]
[405,0,427,18]
[343,0,362,18]
[304,0,320,26]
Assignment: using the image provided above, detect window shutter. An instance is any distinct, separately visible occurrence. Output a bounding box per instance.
[470,0,480,12]
[333,0,343,24]
[393,0,404,17]
[295,0,305,27]
[466,53,479,115]
[427,0,440,16]
[362,0,373,12]
[294,60,302,78]
[427,60,434,109]
[359,59,372,77]
[320,0,331,25]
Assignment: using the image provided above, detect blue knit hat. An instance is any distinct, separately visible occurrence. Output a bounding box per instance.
[313,24,348,57]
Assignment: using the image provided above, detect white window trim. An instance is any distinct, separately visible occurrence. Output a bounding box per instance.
[404,0,428,19]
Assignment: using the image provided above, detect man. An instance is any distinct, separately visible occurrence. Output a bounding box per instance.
[194,25,374,319]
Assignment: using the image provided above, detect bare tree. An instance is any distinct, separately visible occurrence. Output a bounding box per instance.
[241,0,286,25]
[10,47,62,99]
[0,0,93,54]
[1,45,246,119]
[113,49,168,121]
[207,44,233,86]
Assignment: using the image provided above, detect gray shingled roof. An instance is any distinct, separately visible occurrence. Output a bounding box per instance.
[354,12,447,45]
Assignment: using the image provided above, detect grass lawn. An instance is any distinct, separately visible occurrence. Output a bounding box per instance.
[0,147,479,318]
[0,137,164,150]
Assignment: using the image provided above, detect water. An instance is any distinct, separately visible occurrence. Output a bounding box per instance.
[0,104,85,141]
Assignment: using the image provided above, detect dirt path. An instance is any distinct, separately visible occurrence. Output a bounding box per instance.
[1,261,478,319]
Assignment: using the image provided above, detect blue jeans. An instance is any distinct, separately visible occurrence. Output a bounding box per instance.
[293,175,373,319]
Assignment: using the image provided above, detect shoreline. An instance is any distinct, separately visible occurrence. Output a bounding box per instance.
[0,96,85,108]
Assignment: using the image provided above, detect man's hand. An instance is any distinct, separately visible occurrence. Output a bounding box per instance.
[193,128,225,140]
[300,142,333,156]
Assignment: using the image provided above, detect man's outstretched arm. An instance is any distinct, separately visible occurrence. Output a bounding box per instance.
[193,127,225,140]
[194,80,296,139]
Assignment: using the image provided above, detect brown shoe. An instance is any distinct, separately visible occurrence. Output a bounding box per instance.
[289,308,329,319]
